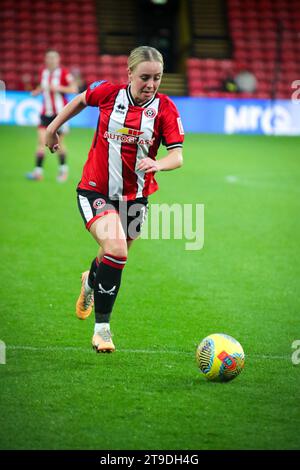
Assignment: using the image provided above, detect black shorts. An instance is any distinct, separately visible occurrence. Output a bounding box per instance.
[77,189,148,240]
[39,114,68,134]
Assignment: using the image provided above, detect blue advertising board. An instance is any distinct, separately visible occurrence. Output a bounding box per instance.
[1,91,300,135]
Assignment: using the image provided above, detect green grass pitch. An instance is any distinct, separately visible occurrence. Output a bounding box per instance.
[0,125,299,450]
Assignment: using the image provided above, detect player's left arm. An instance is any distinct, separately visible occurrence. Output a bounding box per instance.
[137,148,183,174]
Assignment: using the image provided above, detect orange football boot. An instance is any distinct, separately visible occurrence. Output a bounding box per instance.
[76,271,94,320]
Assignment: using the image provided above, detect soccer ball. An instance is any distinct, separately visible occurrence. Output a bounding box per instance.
[196,333,245,382]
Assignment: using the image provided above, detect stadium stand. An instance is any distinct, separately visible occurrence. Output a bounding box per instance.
[1,0,299,99]
[0,0,133,90]
[187,0,300,99]
[0,0,186,95]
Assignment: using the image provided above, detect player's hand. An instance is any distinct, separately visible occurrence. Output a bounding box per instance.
[137,157,160,174]
[45,131,60,153]
[31,89,40,97]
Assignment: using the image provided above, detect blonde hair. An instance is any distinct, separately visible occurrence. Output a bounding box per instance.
[128,46,164,72]
[45,49,60,57]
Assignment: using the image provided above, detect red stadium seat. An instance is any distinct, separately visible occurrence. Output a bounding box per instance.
[0,39,16,51]
[187,0,298,99]
[114,55,128,67]
[81,4,94,14]
[98,65,114,76]
[99,55,114,66]
[186,58,201,69]
[65,3,80,13]
[81,63,98,75]
[187,69,202,80]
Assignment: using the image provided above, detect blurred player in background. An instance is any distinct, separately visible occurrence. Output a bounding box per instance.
[45,46,184,353]
[26,50,78,182]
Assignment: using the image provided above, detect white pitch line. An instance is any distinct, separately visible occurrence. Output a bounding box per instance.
[5,345,291,360]
[6,345,190,355]
[225,175,300,193]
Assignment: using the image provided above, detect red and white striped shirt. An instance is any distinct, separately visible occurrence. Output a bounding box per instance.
[78,80,184,201]
[39,67,73,116]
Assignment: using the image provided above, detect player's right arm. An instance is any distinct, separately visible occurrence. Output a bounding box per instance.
[45,91,87,153]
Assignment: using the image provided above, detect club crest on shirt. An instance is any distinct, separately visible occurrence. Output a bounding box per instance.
[144,107,157,119]
[93,198,106,210]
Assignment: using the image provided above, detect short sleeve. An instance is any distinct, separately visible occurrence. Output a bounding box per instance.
[160,97,184,150]
[85,80,115,107]
[61,69,74,86]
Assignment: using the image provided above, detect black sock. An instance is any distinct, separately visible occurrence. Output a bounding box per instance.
[88,257,99,289]
[58,153,66,165]
[94,253,127,324]
[36,152,44,167]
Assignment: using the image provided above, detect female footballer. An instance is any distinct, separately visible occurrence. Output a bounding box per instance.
[27,50,78,182]
[45,46,184,353]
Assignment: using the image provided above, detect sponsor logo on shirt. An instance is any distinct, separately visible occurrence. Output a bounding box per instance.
[117,127,144,136]
[103,128,155,146]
